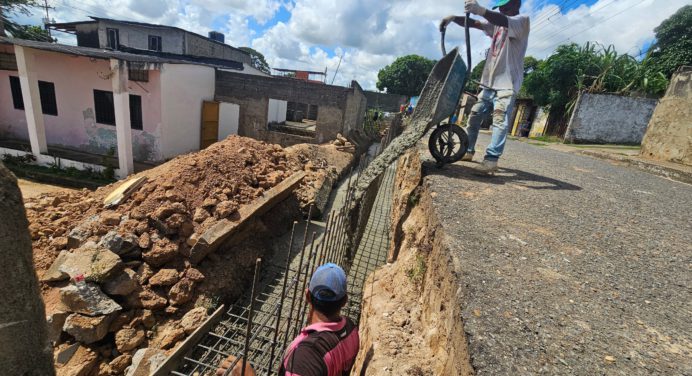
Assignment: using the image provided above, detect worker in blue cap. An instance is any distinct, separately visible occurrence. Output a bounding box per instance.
[279,263,359,375]
[440,0,530,175]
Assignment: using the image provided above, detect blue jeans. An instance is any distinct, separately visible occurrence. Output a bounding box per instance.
[466,88,516,161]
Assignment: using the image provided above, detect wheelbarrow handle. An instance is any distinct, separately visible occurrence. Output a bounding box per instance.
[441,12,473,77]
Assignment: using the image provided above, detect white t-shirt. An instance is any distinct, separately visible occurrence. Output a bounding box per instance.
[480,15,530,94]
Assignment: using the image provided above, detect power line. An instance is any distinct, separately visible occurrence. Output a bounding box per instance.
[531,0,619,44]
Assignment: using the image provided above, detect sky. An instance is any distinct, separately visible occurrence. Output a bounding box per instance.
[7,0,690,90]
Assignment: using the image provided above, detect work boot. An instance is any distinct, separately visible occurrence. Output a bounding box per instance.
[475,160,498,175]
[461,152,475,162]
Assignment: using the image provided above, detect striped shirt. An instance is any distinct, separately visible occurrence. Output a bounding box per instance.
[280,317,359,376]
[480,14,531,94]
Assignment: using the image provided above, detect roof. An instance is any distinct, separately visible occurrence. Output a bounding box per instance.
[47,17,250,57]
[0,37,244,71]
[273,68,327,75]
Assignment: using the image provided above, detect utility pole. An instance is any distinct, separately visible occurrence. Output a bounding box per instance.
[41,0,55,37]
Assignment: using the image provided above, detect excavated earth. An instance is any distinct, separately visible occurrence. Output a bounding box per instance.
[23,136,353,376]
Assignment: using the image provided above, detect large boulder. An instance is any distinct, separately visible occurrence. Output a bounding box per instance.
[179,307,208,334]
[42,243,123,283]
[109,355,133,375]
[158,327,185,350]
[115,327,146,353]
[103,268,139,296]
[125,287,168,311]
[60,283,122,316]
[54,345,98,376]
[67,215,100,249]
[63,313,114,344]
[46,310,70,344]
[142,239,179,267]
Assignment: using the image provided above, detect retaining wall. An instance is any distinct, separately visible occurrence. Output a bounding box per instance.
[564,92,657,144]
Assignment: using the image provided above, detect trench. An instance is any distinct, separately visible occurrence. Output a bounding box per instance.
[155,134,399,375]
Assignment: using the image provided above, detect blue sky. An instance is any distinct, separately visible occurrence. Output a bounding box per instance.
[6,0,689,89]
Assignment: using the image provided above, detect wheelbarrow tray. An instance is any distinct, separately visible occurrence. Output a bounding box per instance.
[351,48,468,203]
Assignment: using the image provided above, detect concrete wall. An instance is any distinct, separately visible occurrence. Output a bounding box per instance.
[641,69,692,166]
[344,81,367,137]
[218,102,239,139]
[96,20,185,54]
[0,46,164,162]
[363,90,407,112]
[184,33,251,65]
[159,63,216,159]
[215,70,366,146]
[564,92,658,144]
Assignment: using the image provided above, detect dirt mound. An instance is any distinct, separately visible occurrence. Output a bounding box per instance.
[23,136,351,375]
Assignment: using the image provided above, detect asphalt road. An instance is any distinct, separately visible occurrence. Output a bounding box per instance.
[423,134,691,375]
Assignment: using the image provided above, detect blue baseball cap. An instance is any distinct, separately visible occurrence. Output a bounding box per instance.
[309,263,347,302]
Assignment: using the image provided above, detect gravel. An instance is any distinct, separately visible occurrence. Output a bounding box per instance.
[422,134,692,375]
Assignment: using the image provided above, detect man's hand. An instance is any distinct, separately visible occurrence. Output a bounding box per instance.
[439,15,456,32]
[465,0,487,16]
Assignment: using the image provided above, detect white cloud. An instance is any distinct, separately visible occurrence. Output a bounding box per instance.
[8,0,690,90]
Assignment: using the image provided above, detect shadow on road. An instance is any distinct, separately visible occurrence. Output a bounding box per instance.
[423,161,583,191]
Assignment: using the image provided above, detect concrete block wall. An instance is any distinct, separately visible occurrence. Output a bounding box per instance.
[641,68,692,166]
[215,71,365,146]
[363,90,408,112]
[564,92,658,144]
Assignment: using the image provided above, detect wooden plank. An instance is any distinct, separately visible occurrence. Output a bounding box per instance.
[151,305,226,376]
[103,176,148,208]
[189,171,306,264]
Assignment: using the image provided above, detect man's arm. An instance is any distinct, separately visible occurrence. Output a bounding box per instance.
[465,0,509,28]
[439,15,483,32]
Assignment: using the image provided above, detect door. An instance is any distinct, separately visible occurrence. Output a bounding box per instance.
[201,101,220,150]
[218,102,240,140]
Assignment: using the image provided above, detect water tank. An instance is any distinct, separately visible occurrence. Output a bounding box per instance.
[208,31,225,43]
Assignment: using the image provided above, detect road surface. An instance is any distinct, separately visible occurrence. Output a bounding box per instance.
[424,134,691,375]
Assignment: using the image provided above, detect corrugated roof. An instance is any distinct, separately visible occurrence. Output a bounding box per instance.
[0,37,244,70]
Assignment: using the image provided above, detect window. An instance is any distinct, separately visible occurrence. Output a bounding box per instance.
[38,81,58,116]
[129,94,143,130]
[94,90,144,130]
[128,67,149,82]
[94,89,115,125]
[107,28,119,50]
[148,35,162,52]
[9,76,24,110]
[0,53,18,71]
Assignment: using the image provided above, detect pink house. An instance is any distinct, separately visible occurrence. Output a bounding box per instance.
[0,37,263,178]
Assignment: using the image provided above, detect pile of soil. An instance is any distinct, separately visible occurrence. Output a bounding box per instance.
[24,136,352,376]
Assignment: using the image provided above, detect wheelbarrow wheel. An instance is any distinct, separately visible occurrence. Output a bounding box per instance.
[428,124,469,165]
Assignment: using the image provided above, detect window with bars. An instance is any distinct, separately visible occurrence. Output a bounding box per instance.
[94,89,143,130]
[9,76,24,110]
[107,28,119,50]
[38,81,58,116]
[128,68,149,82]
[148,35,162,52]
[0,53,18,71]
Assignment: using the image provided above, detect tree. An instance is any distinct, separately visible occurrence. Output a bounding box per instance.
[239,47,271,74]
[466,60,485,93]
[0,0,38,37]
[9,24,54,42]
[376,55,436,97]
[643,5,692,78]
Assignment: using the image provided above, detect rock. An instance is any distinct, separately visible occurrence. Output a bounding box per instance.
[101,211,122,226]
[159,327,185,349]
[179,221,195,238]
[214,201,239,219]
[55,342,80,365]
[125,348,167,376]
[180,307,208,334]
[186,232,200,247]
[60,283,122,316]
[142,239,179,267]
[103,268,139,296]
[44,243,123,283]
[46,311,70,343]
[67,215,99,249]
[184,268,205,282]
[109,354,132,374]
[55,345,98,376]
[136,263,154,284]
[141,310,156,329]
[109,311,135,332]
[98,231,139,255]
[168,278,195,306]
[63,313,115,344]
[138,232,151,249]
[202,198,218,208]
[149,269,180,287]
[193,207,210,223]
[152,203,186,220]
[52,236,70,250]
[125,287,168,311]
[96,363,113,376]
[164,306,179,315]
[41,250,71,282]
[115,327,147,353]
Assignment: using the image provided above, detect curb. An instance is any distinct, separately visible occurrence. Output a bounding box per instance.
[577,150,692,185]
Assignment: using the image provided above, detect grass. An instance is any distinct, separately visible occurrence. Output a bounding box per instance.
[569,144,641,150]
[529,135,563,143]
[2,153,116,188]
[406,253,427,288]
